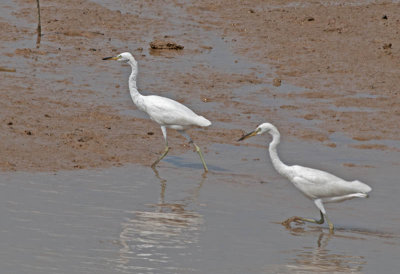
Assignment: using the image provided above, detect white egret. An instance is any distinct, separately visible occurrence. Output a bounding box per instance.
[103,52,211,171]
[238,122,372,232]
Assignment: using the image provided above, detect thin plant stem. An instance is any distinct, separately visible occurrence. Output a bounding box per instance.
[36,0,42,47]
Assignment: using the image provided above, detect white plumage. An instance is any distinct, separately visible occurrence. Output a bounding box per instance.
[103,52,211,171]
[142,95,211,130]
[239,122,371,232]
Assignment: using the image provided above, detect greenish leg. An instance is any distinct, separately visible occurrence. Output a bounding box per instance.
[151,145,170,168]
[152,126,170,168]
[313,199,334,233]
[325,215,334,233]
[177,130,208,172]
[296,211,325,224]
[194,143,208,172]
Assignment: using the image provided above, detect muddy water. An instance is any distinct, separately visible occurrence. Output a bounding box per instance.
[1,0,400,273]
[1,140,399,274]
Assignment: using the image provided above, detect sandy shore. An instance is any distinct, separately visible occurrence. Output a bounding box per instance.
[0,0,398,171]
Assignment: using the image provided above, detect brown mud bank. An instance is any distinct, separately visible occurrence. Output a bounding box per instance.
[190,0,400,141]
[1,0,399,172]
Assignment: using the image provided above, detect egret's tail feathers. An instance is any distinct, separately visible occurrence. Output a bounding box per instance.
[197,116,211,127]
[351,180,372,194]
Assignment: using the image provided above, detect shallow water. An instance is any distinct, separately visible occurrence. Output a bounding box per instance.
[1,139,400,273]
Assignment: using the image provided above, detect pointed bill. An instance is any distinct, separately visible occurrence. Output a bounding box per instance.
[238,129,259,141]
[102,56,119,60]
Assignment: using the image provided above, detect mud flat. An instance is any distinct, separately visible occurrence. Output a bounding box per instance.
[1,0,399,171]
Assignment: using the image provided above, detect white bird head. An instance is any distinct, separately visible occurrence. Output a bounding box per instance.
[102,52,136,63]
[238,122,278,141]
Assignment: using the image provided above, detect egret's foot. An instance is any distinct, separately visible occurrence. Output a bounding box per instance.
[282,211,325,229]
[194,144,208,172]
[281,216,305,229]
[151,146,170,168]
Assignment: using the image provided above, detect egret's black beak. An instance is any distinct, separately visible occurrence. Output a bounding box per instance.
[102,56,119,60]
[238,129,259,141]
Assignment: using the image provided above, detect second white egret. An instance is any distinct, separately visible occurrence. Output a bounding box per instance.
[238,122,372,232]
[103,52,211,171]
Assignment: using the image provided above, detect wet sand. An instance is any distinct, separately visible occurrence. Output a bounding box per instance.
[1,0,400,273]
[1,0,399,171]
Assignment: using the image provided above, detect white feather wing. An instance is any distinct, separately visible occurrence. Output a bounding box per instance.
[291,165,371,199]
[142,95,211,127]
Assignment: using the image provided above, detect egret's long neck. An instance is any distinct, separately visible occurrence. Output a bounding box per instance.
[127,59,143,108]
[268,129,290,176]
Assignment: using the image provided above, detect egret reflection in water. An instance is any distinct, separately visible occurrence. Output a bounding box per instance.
[284,232,366,273]
[115,171,205,273]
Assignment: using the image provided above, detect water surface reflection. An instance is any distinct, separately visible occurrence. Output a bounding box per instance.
[278,222,400,273]
[116,170,205,273]
[285,232,365,273]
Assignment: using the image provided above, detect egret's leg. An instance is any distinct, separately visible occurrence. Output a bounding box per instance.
[193,143,208,172]
[151,126,170,168]
[324,215,334,233]
[178,130,208,172]
[314,199,334,233]
[295,211,325,224]
[282,198,332,230]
